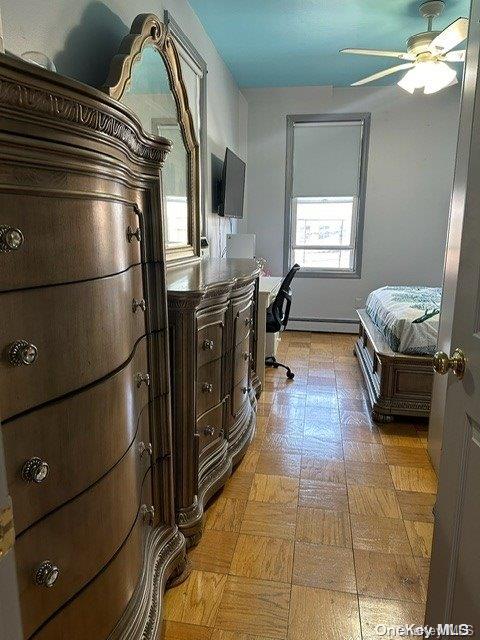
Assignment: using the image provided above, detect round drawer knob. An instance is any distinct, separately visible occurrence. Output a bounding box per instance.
[132,298,147,313]
[202,382,214,393]
[34,561,59,588]
[202,339,214,350]
[203,426,215,437]
[141,504,155,526]
[243,352,250,361]
[138,441,153,457]
[22,457,49,483]
[8,340,38,366]
[135,372,150,388]
[244,317,250,326]
[0,225,24,252]
[126,225,141,243]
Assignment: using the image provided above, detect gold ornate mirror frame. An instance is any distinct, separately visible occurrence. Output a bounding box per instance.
[102,13,201,265]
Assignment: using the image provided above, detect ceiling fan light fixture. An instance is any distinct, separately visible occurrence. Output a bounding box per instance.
[424,61,457,93]
[397,60,457,94]
[398,65,427,93]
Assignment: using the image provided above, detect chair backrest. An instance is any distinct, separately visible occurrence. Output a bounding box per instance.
[270,263,300,330]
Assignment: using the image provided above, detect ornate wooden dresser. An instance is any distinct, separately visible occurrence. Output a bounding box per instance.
[167,260,260,545]
[0,54,186,638]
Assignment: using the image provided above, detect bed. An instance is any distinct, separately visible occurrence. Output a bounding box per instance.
[355,286,440,422]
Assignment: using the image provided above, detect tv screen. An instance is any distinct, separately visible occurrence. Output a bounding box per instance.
[219,148,246,218]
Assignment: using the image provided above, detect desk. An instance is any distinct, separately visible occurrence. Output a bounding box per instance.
[256,276,282,389]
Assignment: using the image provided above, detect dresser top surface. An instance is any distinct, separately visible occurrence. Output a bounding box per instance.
[166,258,260,295]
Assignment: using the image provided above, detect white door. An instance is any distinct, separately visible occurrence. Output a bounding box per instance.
[0,435,23,639]
[426,0,480,628]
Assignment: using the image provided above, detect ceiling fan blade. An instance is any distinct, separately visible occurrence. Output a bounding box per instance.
[351,63,415,86]
[430,17,469,54]
[340,48,414,60]
[443,49,466,62]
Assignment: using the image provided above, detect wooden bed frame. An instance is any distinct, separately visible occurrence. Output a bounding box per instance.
[354,309,434,422]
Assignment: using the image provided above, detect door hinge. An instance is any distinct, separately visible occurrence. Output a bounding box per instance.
[0,502,15,558]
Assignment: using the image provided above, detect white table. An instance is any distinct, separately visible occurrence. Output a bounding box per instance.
[256,276,282,389]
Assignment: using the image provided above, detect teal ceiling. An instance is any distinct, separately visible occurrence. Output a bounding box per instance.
[188,0,470,87]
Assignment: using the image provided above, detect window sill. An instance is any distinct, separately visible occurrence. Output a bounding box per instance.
[296,269,361,279]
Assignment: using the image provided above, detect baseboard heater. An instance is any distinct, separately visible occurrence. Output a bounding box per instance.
[289,317,360,333]
[290,317,360,325]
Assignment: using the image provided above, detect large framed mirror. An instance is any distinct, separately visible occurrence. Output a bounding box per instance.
[103,14,201,264]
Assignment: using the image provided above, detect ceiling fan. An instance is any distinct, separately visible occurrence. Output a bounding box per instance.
[340,1,468,94]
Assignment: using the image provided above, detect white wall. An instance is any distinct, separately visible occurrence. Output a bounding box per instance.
[1,0,247,258]
[244,85,461,331]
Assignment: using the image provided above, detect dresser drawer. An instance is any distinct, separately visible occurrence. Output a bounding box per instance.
[232,376,250,417]
[0,265,147,419]
[197,314,224,368]
[31,507,149,640]
[197,360,222,417]
[0,195,142,292]
[234,298,254,346]
[196,402,225,460]
[3,338,150,534]
[16,445,152,637]
[234,336,252,387]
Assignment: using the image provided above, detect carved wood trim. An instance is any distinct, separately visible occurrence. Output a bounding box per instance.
[0,57,169,166]
[102,13,201,264]
[101,15,167,101]
[107,528,186,639]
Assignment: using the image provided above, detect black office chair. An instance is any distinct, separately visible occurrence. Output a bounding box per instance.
[265,263,301,379]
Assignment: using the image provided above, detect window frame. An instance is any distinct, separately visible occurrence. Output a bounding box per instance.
[283,113,370,279]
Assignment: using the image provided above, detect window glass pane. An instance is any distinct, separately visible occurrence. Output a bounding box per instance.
[295,198,354,247]
[294,248,354,270]
[165,196,189,244]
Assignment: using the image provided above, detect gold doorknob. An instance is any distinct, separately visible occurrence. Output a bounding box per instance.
[433,348,466,380]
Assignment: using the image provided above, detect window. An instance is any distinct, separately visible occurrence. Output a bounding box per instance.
[165,196,189,244]
[284,114,370,277]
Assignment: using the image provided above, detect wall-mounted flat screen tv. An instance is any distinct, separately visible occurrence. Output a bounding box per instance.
[218,147,246,218]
